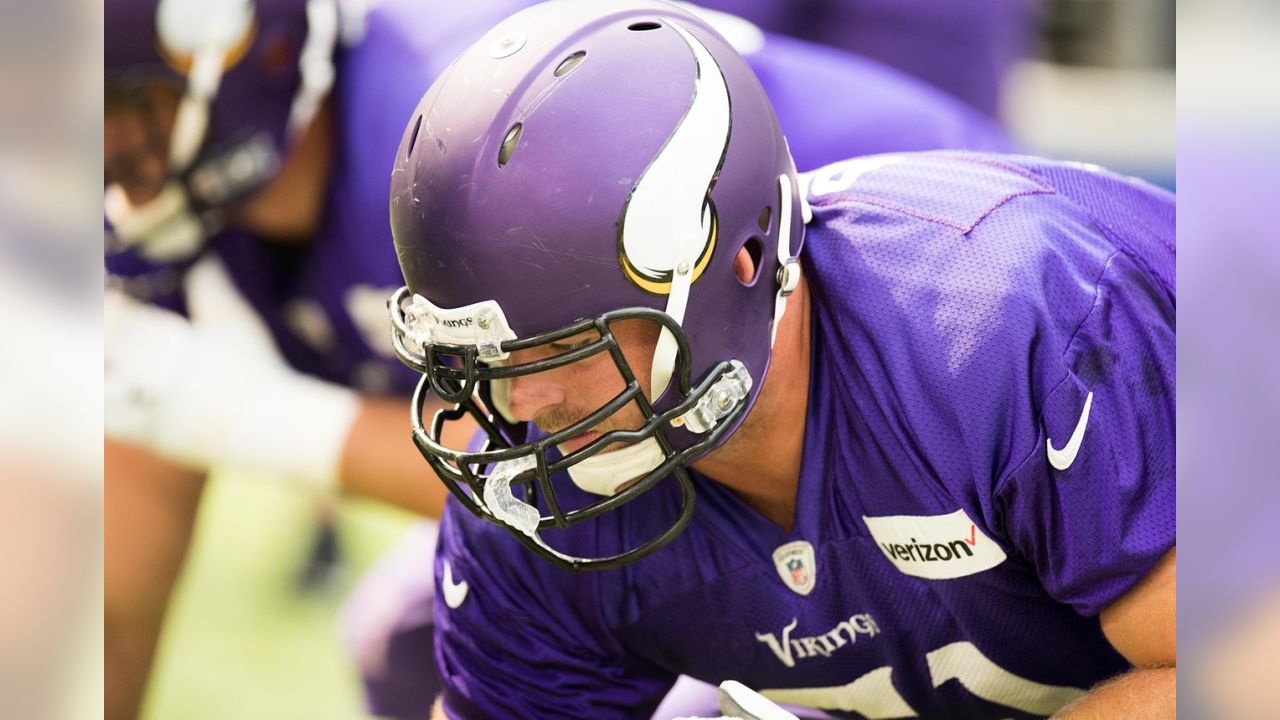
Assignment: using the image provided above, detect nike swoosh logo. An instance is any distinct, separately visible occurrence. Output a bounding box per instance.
[1046,392,1094,471]
[442,560,469,609]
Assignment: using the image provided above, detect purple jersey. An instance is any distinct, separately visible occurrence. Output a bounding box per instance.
[431,152,1175,719]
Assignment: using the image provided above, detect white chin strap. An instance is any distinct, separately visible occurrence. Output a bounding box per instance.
[167,42,224,171]
[566,437,666,497]
[772,173,801,347]
[488,376,516,423]
[649,202,709,403]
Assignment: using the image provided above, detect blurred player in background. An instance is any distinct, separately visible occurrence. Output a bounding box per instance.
[695,0,1037,118]
[103,0,477,715]
[104,0,1017,718]
[382,1,1175,718]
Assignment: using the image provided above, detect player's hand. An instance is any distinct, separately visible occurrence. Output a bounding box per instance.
[674,680,799,720]
[105,256,359,489]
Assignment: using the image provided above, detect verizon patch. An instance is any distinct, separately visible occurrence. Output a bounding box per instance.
[863,509,1007,580]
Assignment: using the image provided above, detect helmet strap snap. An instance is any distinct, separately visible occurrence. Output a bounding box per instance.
[771,173,800,347]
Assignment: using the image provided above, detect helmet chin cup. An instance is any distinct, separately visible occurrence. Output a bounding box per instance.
[566,437,666,497]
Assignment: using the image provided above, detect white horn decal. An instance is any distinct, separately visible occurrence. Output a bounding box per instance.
[617,20,730,295]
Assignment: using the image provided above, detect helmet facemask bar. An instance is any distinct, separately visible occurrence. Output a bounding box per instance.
[392,290,748,571]
[408,377,700,571]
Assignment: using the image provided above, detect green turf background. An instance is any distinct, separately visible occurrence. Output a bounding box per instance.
[142,473,416,719]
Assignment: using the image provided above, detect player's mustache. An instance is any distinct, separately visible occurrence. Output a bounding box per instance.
[534,405,637,437]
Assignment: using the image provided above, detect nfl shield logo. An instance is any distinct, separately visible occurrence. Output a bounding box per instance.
[772,540,817,596]
[787,558,807,586]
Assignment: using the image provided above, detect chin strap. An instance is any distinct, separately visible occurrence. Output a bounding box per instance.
[567,172,805,495]
[650,199,711,404]
[771,172,800,348]
[654,170,801,405]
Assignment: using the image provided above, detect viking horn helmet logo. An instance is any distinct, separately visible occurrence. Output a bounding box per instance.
[617,20,731,295]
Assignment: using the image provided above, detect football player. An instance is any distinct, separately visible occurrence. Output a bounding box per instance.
[384,2,1175,718]
[337,3,1022,717]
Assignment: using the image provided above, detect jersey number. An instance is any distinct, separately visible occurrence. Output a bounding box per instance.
[757,641,1086,719]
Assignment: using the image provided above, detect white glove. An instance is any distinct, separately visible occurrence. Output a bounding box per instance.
[675,680,800,720]
[105,256,360,491]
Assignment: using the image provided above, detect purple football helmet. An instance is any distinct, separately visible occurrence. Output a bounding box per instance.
[388,0,805,570]
[104,0,339,261]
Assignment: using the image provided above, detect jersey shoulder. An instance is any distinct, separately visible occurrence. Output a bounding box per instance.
[800,152,1175,506]
[800,151,1173,346]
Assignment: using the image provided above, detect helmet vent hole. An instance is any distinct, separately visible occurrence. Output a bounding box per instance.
[628,21,662,31]
[406,114,423,159]
[736,237,765,287]
[498,122,523,167]
[757,206,772,233]
[553,50,587,77]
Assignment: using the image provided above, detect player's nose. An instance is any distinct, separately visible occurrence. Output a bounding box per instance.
[503,367,566,422]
